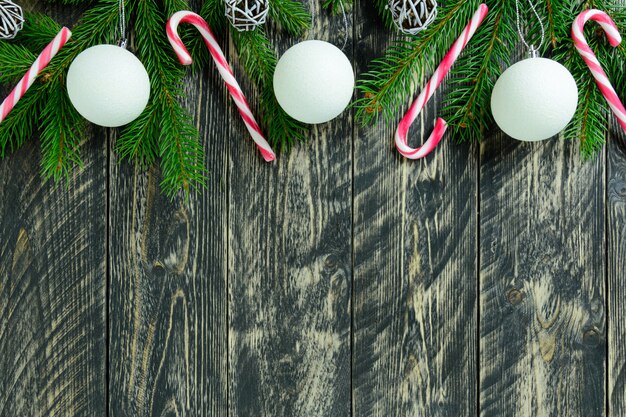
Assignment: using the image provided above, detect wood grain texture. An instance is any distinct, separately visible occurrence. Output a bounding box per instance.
[608,123,626,417]
[352,1,478,415]
[479,133,606,416]
[108,47,229,416]
[0,3,106,417]
[226,4,353,416]
[0,138,107,417]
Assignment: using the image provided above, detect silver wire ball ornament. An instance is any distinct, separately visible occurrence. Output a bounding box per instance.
[0,0,24,40]
[225,0,269,31]
[388,0,437,35]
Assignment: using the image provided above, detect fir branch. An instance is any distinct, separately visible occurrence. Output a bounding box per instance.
[200,0,229,30]
[231,28,275,85]
[373,0,395,30]
[551,0,626,154]
[355,0,480,125]
[186,0,230,73]
[121,0,206,197]
[158,95,206,195]
[19,13,63,52]
[0,85,44,155]
[232,29,307,150]
[38,81,85,181]
[268,0,311,36]
[569,76,608,157]
[444,1,518,143]
[0,42,36,84]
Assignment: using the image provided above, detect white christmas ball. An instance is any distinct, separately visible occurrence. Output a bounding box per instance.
[273,40,354,124]
[491,57,578,142]
[67,44,150,127]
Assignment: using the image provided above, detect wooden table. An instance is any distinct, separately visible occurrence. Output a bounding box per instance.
[1,1,624,416]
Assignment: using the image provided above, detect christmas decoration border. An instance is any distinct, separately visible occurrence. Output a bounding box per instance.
[356,0,626,157]
[0,0,349,197]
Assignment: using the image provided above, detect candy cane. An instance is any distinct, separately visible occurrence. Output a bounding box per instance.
[166,11,276,162]
[0,27,71,123]
[395,4,488,159]
[572,9,626,132]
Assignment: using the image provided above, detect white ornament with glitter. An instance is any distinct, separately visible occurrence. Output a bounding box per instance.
[66,1,150,127]
[273,40,354,124]
[491,0,578,142]
[67,45,151,127]
[491,57,578,141]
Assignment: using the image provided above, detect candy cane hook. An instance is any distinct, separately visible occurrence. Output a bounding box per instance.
[166,11,276,162]
[395,4,488,159]
[572,9,626,132]
[0,27,71,123]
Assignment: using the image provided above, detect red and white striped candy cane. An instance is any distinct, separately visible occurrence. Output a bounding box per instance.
[572,9,626,132]
[395,4,488,159]
[166,11,276,162]
[0,27,71,123]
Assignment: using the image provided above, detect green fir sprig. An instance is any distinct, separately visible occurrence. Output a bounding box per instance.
[355,0,481,125]
[120,0,207,196]
[356,0,626,156]
[548,0,626,156]
[444,1,518,143]
[373,0,394,30]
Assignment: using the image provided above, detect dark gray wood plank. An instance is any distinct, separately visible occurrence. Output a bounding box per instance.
[108,47,229,416]
[479,133,606,416]
[352,1,478,415]
[0,138,107,417]
[0,2,106,417]
[227,4,353,416]
[608,122,626,416]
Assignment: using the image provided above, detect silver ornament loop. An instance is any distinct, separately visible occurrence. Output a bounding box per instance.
[388,0,437,36]
[0,0,24,40]
[118,0,127,47]
[225,0,269,32]
[515,0,546,54]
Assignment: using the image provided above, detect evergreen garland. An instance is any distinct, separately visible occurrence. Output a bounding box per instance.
[4,0,619,196]
[0,0,321,196]
[356,0,626,157]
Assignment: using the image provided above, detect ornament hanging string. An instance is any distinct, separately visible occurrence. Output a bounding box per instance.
[118,0,127,47]
[394,3,488,159]
[572,9,626,132]
[166,10,276,162]
[514,0,545,55]
[309,0,349,51]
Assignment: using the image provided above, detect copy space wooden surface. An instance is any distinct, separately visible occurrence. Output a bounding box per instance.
[1,1,624,416]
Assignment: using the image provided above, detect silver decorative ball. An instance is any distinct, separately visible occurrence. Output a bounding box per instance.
[225,0,269,31]
[0,0,24,40]
[388,0,437,35]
